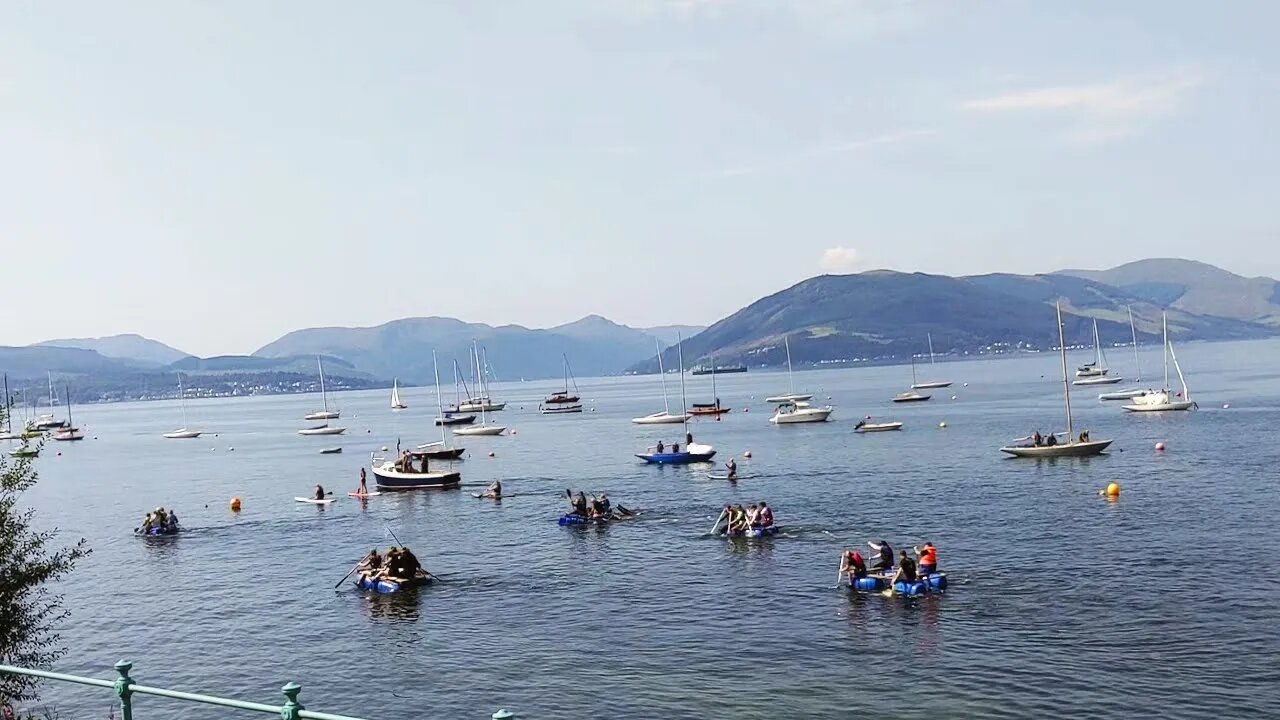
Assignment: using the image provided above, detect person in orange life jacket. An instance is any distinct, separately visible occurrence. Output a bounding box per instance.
[915,542,938,575]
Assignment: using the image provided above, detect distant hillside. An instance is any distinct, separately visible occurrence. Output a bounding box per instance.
[641,325,706,347]
[254,316,665,382]
[630,265,1280,373]
[1057,259,1280,327]
[35,333,190,365]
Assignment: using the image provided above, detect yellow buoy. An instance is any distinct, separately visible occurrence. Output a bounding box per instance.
[230,497,242,512]
[1104,482,1120,498]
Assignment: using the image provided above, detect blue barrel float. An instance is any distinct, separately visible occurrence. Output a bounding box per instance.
[559,514,612,526]
[851,573,947,595]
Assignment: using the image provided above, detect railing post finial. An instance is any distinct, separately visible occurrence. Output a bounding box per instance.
[113,661,135,720]
[281,682,305,720]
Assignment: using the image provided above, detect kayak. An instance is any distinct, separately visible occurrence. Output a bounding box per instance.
[295,497,335,505]
[347,491,381,498]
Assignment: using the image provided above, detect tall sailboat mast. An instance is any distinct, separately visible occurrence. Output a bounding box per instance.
[1057,303,1073,439]
[710,350,718,405]
[3,374,10,434]
[1128,305,1142,384]
[317,356,329,412]
[474,341,488,425]
[677,334,689,433]
[927,333,936,367]
[785,336,795,394]
[178,373,189,428]
[656,338,671,415]
[1163,312,1170,391]
[433,351,448,445]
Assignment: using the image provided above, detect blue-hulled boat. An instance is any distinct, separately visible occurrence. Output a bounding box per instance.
[137,525,180,537]
[635,443,717,464]
[354,573,431,594]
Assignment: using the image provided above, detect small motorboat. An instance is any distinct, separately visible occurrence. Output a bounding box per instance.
[298,424,346,436]
[636,442,717,464]
[163,429,202,439]
[52,427,84,441]
[1121,391,1195,413]
[855,420,903,433]
[452,424,506,436]
[8,444,38,458]
[892,391,931,403]
[319,447,343,454]
[435,413,476,426]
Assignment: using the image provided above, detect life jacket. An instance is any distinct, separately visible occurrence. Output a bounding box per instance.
[848,551,865,570]
[919,546,937,566]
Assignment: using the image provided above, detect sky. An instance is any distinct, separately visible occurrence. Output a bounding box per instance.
[1,1,1277,356]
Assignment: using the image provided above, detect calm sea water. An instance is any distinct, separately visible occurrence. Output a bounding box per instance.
[15,339,1280,719]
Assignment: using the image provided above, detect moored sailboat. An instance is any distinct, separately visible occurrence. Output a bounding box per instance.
[303,357,341,420]
[1122,312,1195,413]
[0,374,22,441]
[892,357,931,402]
[1000,303,1113,458]
[910,334,952,389]
[51,385,83,442]
[390,378,408,410]
[764,336,813,404]
[1100,306,1152,401]
[162,373,202,439]
[636,334,716,464]
[540,354,583,414]
[416,351,466,460]
[633,338,689,424]
[689,351,730,417]
[453,341,507,436]
[1072,319,1123,386]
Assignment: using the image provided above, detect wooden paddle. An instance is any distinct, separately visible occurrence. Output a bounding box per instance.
[334,559,364,589]
[707,508,727,535]
[385,526,441,583]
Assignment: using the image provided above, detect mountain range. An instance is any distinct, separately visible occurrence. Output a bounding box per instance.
[5,258,1278,402]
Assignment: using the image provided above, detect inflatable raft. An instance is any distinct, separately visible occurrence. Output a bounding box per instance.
[559,513,610,526]
[137,525,180,537]
[849,573,947,595]
[724,526,777,538]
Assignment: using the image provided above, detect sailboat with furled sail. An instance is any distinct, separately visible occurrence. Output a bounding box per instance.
[453,341,507,436]
[1000,303,1113,457]
[910,333,952,389]
[540,354,583,414]
[303,357,341,420]
[416,351,465,460]
[689,351,730,417]
[764,336,813,404]
[633,338,690,424]
[1099,306,1152,401]
[1,374,22,441]
[162,373,202,438]
[1122,311,1195,412]
[636,333,716,464]
[1073,319,1123,386]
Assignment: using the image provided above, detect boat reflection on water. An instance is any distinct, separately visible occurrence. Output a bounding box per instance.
[362,590,423,624]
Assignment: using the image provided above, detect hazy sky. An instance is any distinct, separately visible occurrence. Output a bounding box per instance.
[2,1,1277,356]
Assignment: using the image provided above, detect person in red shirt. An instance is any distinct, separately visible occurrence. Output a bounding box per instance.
[840,548,867,581]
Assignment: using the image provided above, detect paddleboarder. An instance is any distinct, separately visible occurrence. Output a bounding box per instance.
[485,479,502,500]
[314,484,326,501]
[726,457,738,480]
[357,468,368,495]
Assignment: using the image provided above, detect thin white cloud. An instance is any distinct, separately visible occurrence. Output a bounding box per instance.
[962,67,1205,144]
[963,70,1203,116]
[819,246,860,274]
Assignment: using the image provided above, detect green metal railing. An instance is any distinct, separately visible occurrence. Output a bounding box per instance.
[0,661,365,720]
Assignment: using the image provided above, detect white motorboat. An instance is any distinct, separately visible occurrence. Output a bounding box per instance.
[1073,375,1124,386]
[892,391,931,403]
[453,341,506,436]
[390,378,407,410]
[1101,306,1154,401]
[633,338,691,424]
[1122,312,1195,413]
[769,400,833,424]
[298,423,346,436]
[911,334,952,389]
[1001,303,1113,458]
[303,357,341,420]
[163,373,202,439]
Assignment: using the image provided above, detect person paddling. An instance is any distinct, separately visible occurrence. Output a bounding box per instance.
[358,468,368,495]
[314,484,326,501]
[758,501,774,529]
[726,457,738,480]
[485,479,502,500]
[891,550,917,587]
[870,540,894,573]
[840,548,868,582]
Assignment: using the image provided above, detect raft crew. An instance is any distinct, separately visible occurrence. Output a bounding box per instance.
[138,507,179,534]
[566,490,630,520]
[870,540,894,572]
[358,549,382,572]
[758,502,773,528]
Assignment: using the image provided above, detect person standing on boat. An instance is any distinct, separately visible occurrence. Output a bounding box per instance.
[915,542,938,576]
[870,540,894,573]
[758,501,773,528]
[314,485,326,501]
[656,440,665,454]
[686,432,693,446]
[1032,430,1043,447]
[726,457,738,480]
[358,468,368,495]
[840,548,868,581]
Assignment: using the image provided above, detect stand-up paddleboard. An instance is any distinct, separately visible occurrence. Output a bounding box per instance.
[706,473,740,481]
[471,493,501,500]
[295,497,335,505]
[348,491,381,498]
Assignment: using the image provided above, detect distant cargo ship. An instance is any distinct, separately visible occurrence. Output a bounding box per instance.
[690,364,747,376]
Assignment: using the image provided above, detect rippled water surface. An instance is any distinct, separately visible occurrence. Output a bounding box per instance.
[16,340,1280,718]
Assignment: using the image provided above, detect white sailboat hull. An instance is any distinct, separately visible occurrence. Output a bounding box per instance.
[911,381,952,389]
[631,411,690,425]
[770,406,833,424]
[452,424,506,436]
[304,411,340,421]
[298,425,346,436]
[1000,439,1113,457]
[458,400,505,413]
[163,429,202,439]
[1073,375,1124,386]
[855,422,903,433]
[1099,388,1151,401]
[1122,391,1194,412]
[765,393,812,404]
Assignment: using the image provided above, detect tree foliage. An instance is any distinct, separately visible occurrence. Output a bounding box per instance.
[0,405,90,704]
